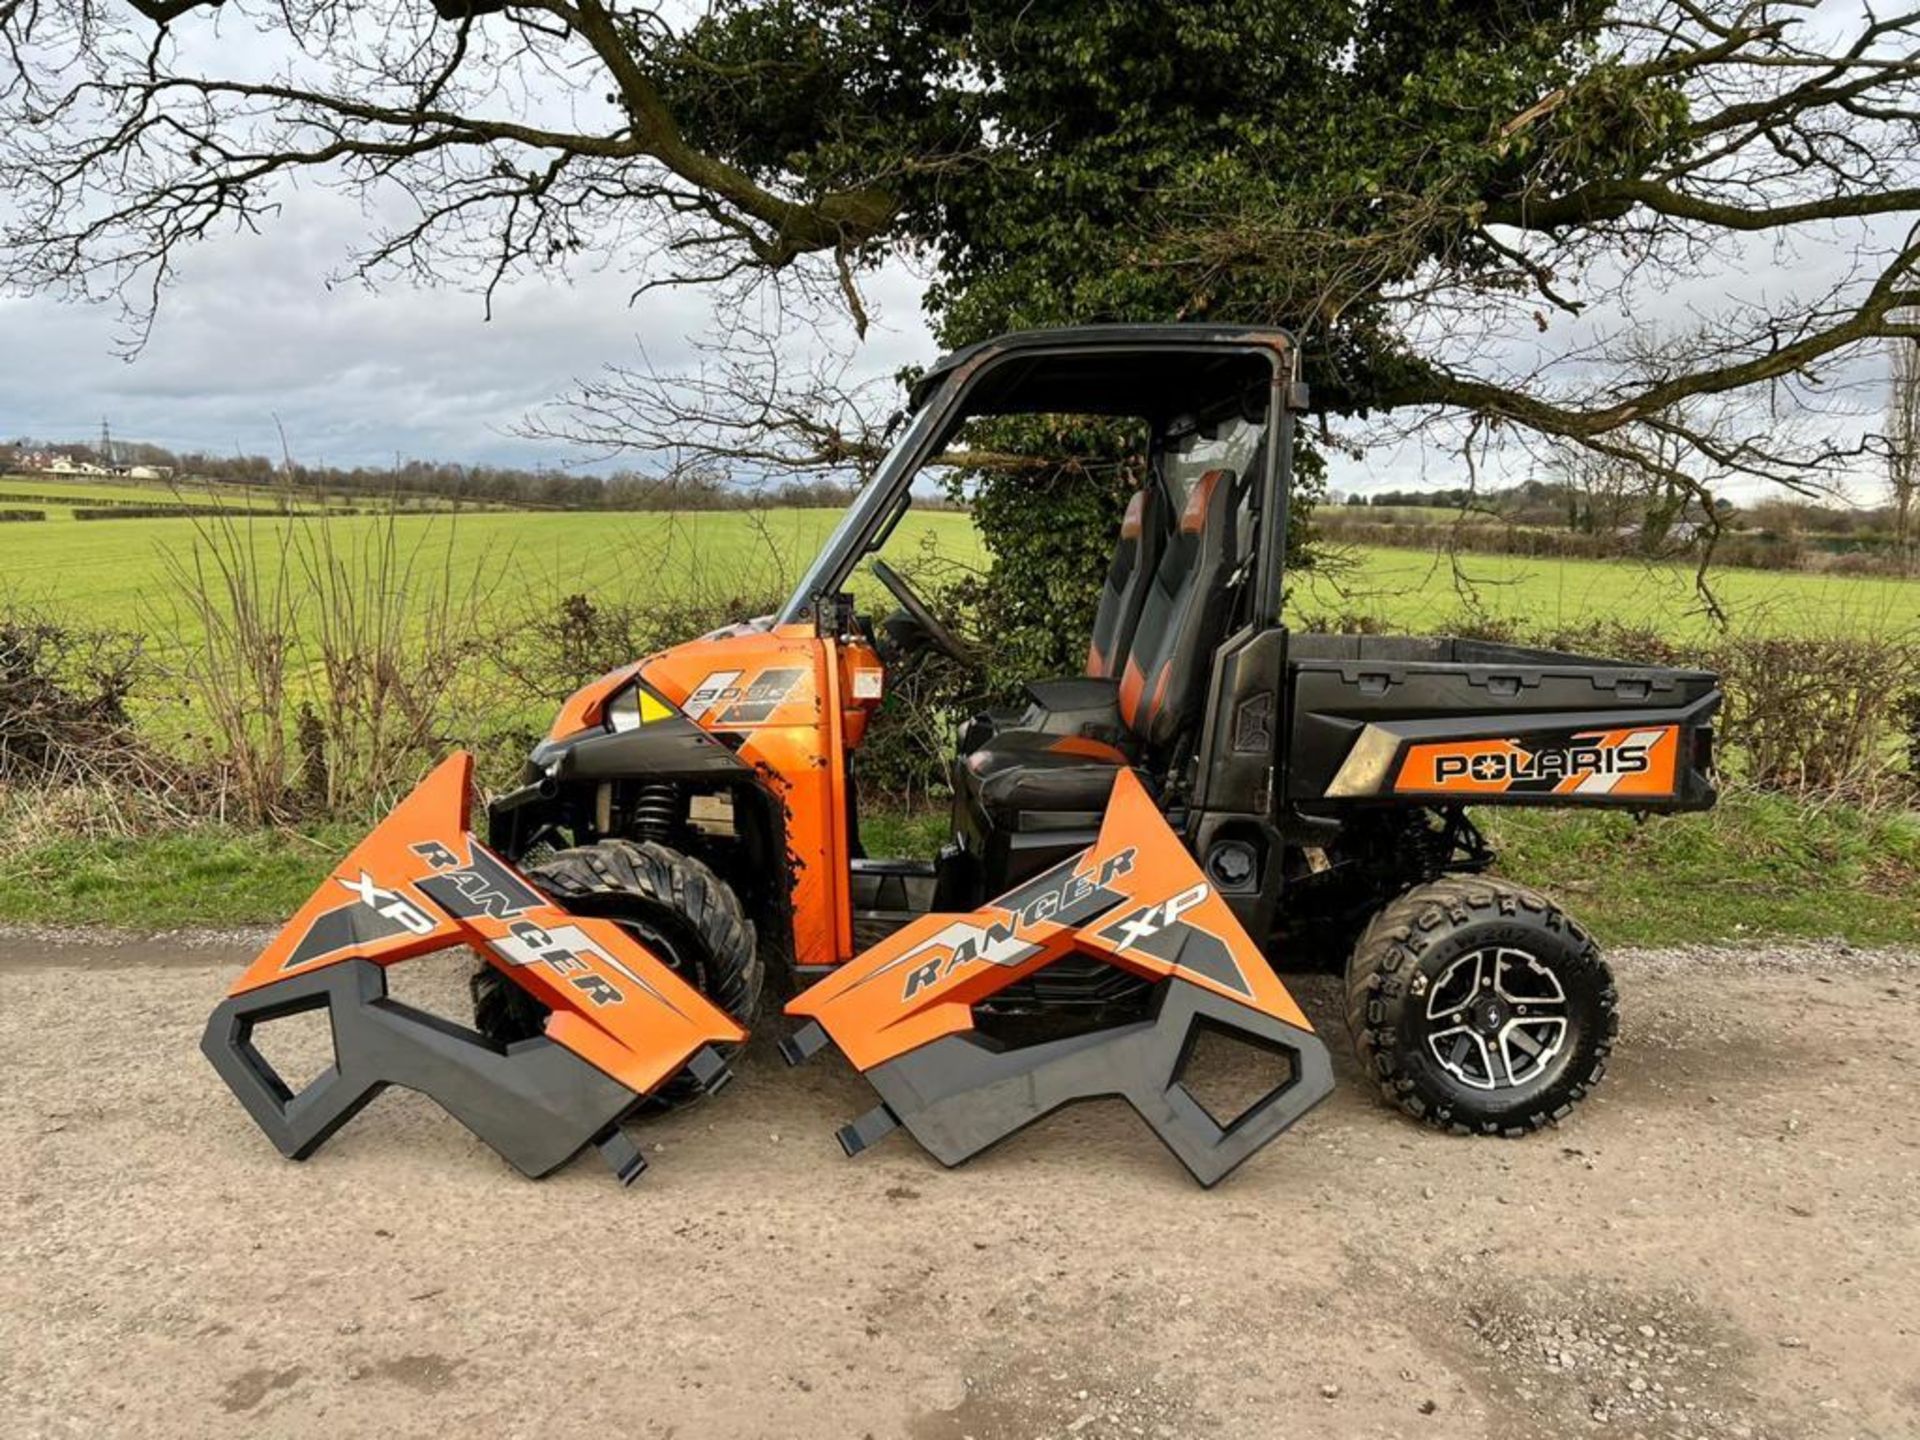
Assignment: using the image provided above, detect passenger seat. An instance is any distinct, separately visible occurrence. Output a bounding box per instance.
[955,467,1246,837]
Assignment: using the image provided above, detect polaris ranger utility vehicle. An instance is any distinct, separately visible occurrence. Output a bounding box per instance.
[204,325,1721,1187]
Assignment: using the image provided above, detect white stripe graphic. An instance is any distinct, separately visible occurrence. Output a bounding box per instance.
[1573,729,1665,794]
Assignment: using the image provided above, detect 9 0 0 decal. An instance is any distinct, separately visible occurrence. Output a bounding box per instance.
[1396,726,1680,798]
[681,666,811,727]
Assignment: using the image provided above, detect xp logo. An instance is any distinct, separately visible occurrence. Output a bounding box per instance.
[1432,739,1652,786]
[1102,883,1210,953]
[336,870,437,936]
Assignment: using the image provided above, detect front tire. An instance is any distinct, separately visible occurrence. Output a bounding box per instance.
[470,839,761,1106]
[1344,878,1615,1135]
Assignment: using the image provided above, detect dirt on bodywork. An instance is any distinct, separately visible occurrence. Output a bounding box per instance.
[1,929,1915,1440]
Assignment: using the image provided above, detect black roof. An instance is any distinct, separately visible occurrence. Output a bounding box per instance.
[909,323,1297,418]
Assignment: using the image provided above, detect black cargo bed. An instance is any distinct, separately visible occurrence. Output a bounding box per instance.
[1284,633,1721,810]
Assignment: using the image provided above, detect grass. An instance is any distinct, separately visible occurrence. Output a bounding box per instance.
[1290,545,1920,638]
[1332,504,1504,526]
[6,495,1913,645]
[0,473,342,519]
[3,492,1912,645]
[0,504,982,651]
[0,475,274,507]
[1,503,983,752]
[1481,790,1920,947]
[0,811,957,931]
[860,788,1920,950]
[3,791,1910,945]
[0,822,365,930]
[2,500,1915,945]
[0,473,534,520]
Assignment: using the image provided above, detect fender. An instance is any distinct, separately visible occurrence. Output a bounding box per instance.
[202,753,747,1183]
[781,770,1334,1186]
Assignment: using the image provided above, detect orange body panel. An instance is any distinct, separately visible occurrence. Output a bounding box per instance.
[639,626,878,966]
[787,770,1312,1071]
[1394,725,1682,798]
[230,753,746,1096]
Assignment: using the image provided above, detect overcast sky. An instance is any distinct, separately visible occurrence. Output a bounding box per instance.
[0,5,1902,505]
[5,192,1898,505]
[0,185,936,475]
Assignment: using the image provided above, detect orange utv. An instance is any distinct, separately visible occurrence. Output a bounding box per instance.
[204,325,1722,1186]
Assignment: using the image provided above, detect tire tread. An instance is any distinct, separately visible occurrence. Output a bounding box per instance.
[1343,877,1616,1136]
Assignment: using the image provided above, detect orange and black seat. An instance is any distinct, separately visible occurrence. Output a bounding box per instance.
[957,478,1165,753]
[1087,482,1163,680]
[955,467,1245,846]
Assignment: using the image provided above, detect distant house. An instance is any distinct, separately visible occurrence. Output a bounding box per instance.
[126,464,174,480]
[1616,519,1705,547]
[49,456,112,477]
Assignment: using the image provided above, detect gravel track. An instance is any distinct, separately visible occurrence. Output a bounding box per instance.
[1,929,1916,1440]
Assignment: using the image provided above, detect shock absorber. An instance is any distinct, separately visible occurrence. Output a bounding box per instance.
[632,781,683,844]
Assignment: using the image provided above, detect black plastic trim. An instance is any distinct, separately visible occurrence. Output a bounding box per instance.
[531,716,752,783]
[199,959,702,1182]
[836,978,1334,1187]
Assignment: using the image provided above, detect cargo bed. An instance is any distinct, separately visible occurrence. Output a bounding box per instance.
[1284,633,1720,810]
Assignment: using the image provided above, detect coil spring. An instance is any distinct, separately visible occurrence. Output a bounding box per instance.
[632,782,682,843]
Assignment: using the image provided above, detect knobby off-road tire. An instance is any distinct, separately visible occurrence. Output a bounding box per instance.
[1344,877,1616,1136]
[470,839,761,1107]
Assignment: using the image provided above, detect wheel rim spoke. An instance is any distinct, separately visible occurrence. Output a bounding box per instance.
[1425,945,1571,1093]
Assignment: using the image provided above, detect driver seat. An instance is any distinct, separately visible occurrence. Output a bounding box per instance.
[953,467,1246,880]
[957,477,1166,754]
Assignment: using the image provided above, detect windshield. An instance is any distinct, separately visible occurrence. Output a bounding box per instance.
[778,401,946,623]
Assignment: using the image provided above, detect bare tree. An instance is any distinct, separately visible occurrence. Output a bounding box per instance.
[0,1,916,346]
[521,310,898,484]
[1153,2,1920,514]
[2,0,1917,519]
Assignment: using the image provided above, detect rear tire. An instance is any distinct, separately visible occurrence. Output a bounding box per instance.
[1344,877,1615,1135]
[469,839,761,1106]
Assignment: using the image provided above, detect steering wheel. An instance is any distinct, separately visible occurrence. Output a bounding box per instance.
[871,558,973,665]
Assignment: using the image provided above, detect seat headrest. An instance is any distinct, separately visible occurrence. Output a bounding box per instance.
[1180,469,1232,534]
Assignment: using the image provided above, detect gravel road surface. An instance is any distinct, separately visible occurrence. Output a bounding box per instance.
[2,929,1916,1440]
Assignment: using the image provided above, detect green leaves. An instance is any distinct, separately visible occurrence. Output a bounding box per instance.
[645,2,1673,672]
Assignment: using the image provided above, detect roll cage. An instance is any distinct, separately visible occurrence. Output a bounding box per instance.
[777,324,1307,627]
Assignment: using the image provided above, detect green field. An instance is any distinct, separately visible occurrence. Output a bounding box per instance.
[2,501,1915,945]
[1334,504,1504,526]
[0,504,984,647]
[0,476,276,507]
[6,500,1914,642]
[1293,545,1920,638]
[0,472,492,520]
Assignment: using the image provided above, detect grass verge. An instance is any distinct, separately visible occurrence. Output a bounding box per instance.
[0,792,1911,946]
[1480,789,1920,947]
[0,823,365,930]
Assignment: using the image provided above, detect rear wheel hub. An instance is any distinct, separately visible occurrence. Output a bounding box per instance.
[1424,946,1569,1093]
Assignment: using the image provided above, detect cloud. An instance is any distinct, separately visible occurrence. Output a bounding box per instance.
[1,176,1894,505]
[0,186,938,471]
